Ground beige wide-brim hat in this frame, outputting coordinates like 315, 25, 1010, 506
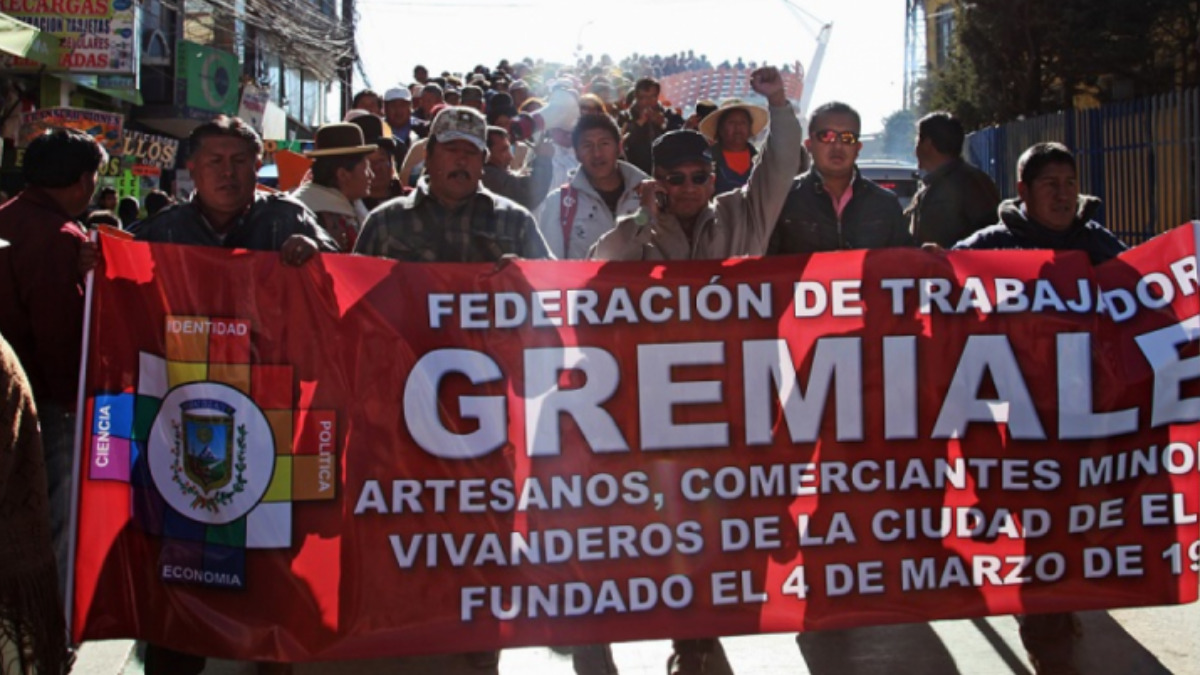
698, 100, 769, 144
305, 123, 377, 158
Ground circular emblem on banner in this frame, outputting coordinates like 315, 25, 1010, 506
562, 194, 576, 208
199, 52, 233, 110
148, 382, 275, 525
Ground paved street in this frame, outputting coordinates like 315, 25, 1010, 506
72, 602, 1195, 674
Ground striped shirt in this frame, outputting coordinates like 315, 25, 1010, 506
354, 177, 550, 262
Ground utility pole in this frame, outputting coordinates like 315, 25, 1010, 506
903, 0, 926, 111
338, 0, 355, 119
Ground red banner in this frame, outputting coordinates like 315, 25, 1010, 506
73, 225, 1200, 661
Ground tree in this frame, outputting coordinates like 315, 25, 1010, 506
879, 109, 918, 160
928, 0, 1196, 126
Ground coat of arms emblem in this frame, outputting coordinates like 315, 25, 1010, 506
181, 400, 236, 492
149, 382, 273, 524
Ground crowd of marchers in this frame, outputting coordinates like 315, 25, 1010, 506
0, 50, 1137, 675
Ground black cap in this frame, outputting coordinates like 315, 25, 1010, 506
652, 130, 712, 171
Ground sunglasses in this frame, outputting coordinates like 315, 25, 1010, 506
813, 129, 860, 145
664, 171, 711, 186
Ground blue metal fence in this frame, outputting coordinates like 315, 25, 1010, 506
966, 88, 1200, 245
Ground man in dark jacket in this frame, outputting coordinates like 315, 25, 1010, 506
907, 111, 1001, 247
954, 141, 1124, 263
621, 77, 683, 175
770, 101, 913, 253
0, 128, 105, 597
955, 141, 1125, 675
137, 115, 337, 258
481, 126, 553, 210
136, 115, 334, 675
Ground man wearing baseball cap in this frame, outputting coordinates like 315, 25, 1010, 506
383, 85, 424, 166
356, 105, 548, 264
353, 108, 548, 675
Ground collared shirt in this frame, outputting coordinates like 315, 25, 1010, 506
354, 177, 550, 262
817, 170, 854, 220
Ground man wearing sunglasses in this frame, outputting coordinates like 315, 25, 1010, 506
769, 102, 913, 253
589, 66, 801, 264
591, 66, 802, 671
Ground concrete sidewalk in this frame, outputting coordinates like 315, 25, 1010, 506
71, 603, 1192, 674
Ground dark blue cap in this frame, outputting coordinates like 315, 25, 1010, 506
652, 130, 712, 171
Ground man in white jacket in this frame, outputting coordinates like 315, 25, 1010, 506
535, 113, 646, 259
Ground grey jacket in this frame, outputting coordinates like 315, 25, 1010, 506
590, 103, 803, 261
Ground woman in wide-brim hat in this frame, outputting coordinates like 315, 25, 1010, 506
698, 100, 770, 195
344, 111, 406, 209
291, 123, 377, 250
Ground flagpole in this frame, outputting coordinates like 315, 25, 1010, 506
65, 229, 99, 644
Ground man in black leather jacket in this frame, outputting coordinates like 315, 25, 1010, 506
769, 101, 914, 254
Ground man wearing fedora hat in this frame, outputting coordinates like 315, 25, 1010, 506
699, 100, 773, 195
292, 122, 376, 250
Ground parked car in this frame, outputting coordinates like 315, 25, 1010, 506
857, 159, 920, 210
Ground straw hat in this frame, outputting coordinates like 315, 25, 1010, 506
698, 99, 769, 144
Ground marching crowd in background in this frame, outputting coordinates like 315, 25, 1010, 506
0, 50, 1133, 675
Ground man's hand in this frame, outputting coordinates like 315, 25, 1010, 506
280, 234, 319, 266
494, 253, 520, 271
78, 240, 99, 276
750, 66, 787, 108
636, 179, 662, 220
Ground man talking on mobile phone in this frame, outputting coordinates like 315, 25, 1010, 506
589, 66, 802, 263
588, 70, 799, 672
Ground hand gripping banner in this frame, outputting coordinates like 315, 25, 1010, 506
72, 224, 1200, 661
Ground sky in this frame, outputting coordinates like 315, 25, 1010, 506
354, 0, 909, 134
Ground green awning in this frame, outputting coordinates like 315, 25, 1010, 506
0, 12, 59, 66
